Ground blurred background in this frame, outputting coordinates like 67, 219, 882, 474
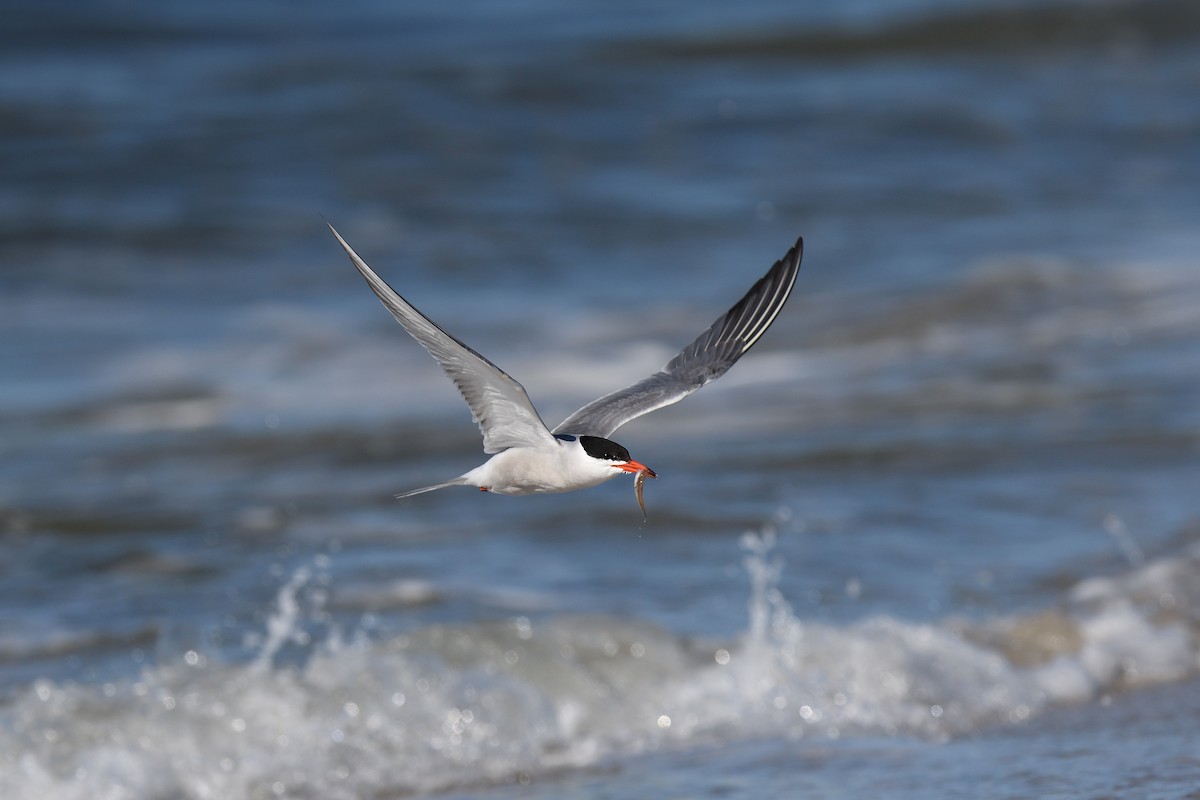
2, 0, 1199, 797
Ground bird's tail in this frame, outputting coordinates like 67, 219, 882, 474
395, 477, 470, 500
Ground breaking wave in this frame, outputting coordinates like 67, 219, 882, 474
3, 527, 1199, 799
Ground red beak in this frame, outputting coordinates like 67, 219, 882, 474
616, 460, 657, 478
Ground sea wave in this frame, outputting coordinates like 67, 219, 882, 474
617, 0, 1200, 62
2, 527, 1198, 798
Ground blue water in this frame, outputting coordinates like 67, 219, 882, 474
3, 0, 1200, 797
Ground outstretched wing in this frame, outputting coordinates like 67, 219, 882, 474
329, 224, 557, 454
553, 237, 802, 438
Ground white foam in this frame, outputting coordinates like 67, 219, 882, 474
3, 534, 1199, 798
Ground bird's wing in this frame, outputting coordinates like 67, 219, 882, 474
329, 224, 557, 454
553, 237, 802, 439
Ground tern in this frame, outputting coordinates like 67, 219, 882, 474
329, 224, 802, 506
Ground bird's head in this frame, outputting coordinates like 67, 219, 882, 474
570, 434, 657, 478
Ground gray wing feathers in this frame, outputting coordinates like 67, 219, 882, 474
553, 236, 802, 438
329, 224, 556, 454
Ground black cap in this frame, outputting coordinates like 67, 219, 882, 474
579, 435, 632, 463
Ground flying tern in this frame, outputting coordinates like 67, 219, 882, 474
329, 224, 802, 508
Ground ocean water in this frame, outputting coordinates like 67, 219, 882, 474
2, 0, 1200, 797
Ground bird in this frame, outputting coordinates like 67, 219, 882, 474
328, 223, 802, 505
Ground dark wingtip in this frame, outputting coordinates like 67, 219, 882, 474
785, 236, 803, 271
773, 234, 804, 299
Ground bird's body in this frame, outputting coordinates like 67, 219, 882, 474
328, 224, 803, 511
458, 435, 640, 496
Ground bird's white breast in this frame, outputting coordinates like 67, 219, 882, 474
463, 440, 620, 495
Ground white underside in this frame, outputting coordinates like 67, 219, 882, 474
460, 443, 625, 495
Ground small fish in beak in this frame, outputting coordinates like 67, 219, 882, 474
633, 467, 657, 521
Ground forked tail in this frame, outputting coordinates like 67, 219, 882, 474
395, 477, 470, 499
